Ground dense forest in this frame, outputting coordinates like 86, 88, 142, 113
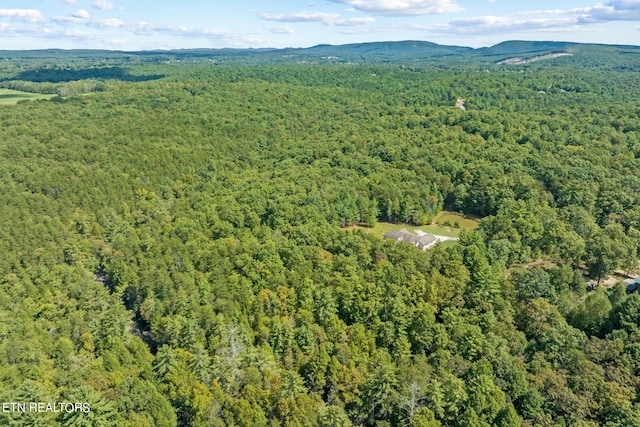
0, 42, 640, 426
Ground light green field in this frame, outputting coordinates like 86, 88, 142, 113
433, 211, 480, 231
346, 211, 480, 239
0, 89, 56, 105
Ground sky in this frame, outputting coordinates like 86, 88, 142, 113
1, 0, 639, 51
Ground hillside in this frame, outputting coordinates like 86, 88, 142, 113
1, 40, 639, 68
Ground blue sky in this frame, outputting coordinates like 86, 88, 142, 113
1, 0, 639, 50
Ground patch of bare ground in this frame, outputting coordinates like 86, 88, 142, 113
497, 52, 574, 65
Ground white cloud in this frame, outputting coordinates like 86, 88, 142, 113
51, 11, 243, 42
410, 1, 640, 38
53, 15, 126, 31
266, 25, 296, 34
54, 29, 100, 40
260, 11, 341, 22
92, 0, 121, 11
52, 15, 85, 25
64, 0, 78, 4
0, 23, 50, 37
72, 9, 91, 20
328, 0, 463, 16
577, 0, 640, 22
447, 15, 578, 33
182, 28, 232, 38
0, 9, 45, 23
518, 9, 575, 17
2, 5, 257, 48
91, 18, 126, 28
331, 17, 376, 26
0, 22, 19, 36
514, 1, 640, 22
260, 10, 375, 27
128, 20, 157, 35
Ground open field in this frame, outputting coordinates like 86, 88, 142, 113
433, 211, 480, 231
346, 211, 480, 239
0, 89, 56, 105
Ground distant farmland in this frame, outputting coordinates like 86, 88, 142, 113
0, 88, 55, 105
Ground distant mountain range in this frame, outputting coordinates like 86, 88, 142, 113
1, 40, 639, 68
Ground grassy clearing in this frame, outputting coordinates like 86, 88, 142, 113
346, 211, 480, 239
433, 211, 480, 230
0, 89, 56, 105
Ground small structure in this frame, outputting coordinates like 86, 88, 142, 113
623, 277, 640, 293
383, 228, 437, 250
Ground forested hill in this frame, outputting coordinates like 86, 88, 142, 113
1, 41, 640, 426
1, 39, 639, 67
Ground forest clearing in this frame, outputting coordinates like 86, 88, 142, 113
344, 211, 479, 241
0, 88, 55, 105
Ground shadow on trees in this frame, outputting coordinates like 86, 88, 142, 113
7, 66, 164, 83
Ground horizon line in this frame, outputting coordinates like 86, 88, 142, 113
1, 39, 640, 53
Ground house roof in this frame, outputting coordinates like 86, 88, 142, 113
383, 230, 408, 240
418, 234, 437, 246
383, 228, 437, 249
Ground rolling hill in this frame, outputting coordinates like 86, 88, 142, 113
0, 40, 638, 68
